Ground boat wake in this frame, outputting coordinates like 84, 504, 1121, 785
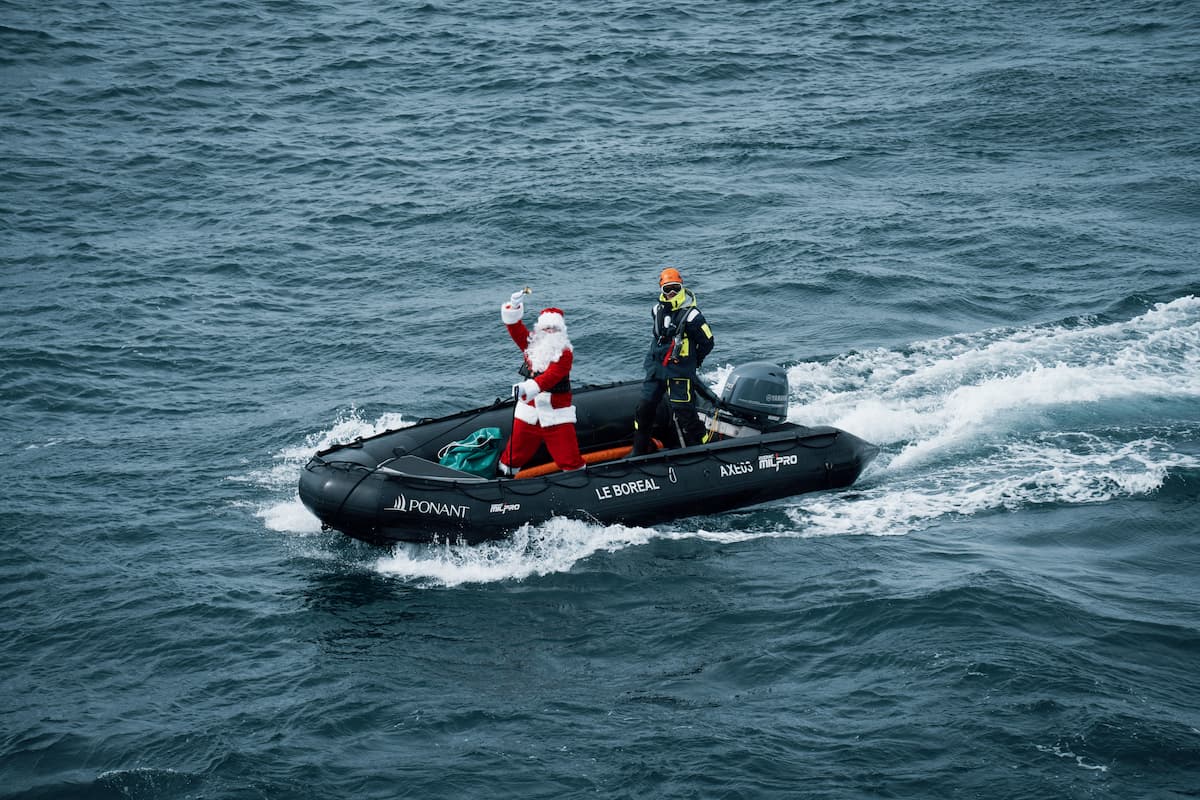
251, 296, 1200, 585
784, 294, 1200, 537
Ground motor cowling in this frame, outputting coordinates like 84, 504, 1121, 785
719, 362, 789, 423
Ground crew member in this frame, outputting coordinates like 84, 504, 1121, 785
631, 268, 715, 456
498, 291, 585, 476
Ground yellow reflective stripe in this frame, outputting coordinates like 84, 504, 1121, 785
700, 323, 712, 338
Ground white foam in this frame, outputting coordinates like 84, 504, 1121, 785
787, 295, 1200, 469
257, 495, 324, 534
23, 439, 65, 450
1035, 743, 1109, 772
242, 406, 412, 534
769, 296, 1200, 538
373, 517, 659, 587
789, 435, 1198, 538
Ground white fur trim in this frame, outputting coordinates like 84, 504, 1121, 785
513, 399, 576, 427
514, 401, 538, 425
543, 404, 577, 426
535, 394, 577, 426
513, 401, 538, 425
501, 302, 523, 325
536, 310, 565, 330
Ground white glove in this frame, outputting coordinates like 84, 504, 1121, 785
509, 290, 526, 308
517, 378, 540, 401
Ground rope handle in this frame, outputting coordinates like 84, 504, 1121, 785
437, 433, 499, 460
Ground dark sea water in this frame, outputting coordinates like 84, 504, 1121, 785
3, 1, 1199, 797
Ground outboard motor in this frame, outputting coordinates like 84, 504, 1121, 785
719, 362, 789, 425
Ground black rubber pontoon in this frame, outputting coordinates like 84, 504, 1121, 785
298, 364, 878, 545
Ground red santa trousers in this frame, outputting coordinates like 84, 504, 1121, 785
500, 417, 585, 472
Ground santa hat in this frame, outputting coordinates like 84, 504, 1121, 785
536, 308, 566, 331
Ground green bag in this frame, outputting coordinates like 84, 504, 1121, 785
437, 427, 503, 477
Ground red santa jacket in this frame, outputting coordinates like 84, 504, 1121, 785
506, 321, 577, 427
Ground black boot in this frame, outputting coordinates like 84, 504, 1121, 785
631, 400, 658, 456
631, 427, 653, 457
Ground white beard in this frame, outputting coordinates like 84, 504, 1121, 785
525, 328, 572, 373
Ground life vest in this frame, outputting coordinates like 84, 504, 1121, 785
649, 289, 708, 366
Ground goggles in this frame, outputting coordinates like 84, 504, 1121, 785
662, 283, 682, 296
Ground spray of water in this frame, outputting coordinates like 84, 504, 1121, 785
242, 406, 411, 535
785, 295, 1200, 536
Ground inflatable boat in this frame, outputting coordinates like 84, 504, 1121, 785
298, 363, 878, 545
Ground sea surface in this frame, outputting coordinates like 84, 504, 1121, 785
3, 1, 1199, 797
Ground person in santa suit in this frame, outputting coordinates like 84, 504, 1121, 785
497, 290, 585, 477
